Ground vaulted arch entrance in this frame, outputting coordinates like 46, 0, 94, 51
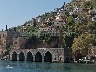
44, 51, 52, 62
12, 51, 17, 61
19, 52, 25, 61
26, 52, 33, 62
35, 52, 42, 62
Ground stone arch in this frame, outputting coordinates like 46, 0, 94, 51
12, 51, 17, 61
19, 51, 25, 61
44, 51, 52, 62
26, 51, 33, 62
35, 51, 42, 62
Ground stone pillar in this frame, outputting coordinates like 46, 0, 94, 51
10, 53, 12, 60
17, 53, 19, 61
33, 55, 35, 62
24, 54, 27, 61
42, 53, 45, 62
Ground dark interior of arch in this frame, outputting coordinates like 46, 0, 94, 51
26, 52, 33, 62
12, 51, 17, 61
19, 52, 25, 61
35, 52, 42, 62
44, 51, 52, 62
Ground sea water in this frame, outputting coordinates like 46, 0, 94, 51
0, 60, 96, 72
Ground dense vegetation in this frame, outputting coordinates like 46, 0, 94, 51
9, 0, 96, 57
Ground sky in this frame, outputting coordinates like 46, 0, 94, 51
0, 0, 71, 31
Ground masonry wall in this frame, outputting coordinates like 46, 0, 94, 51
10, 48, 65, 62
0, 31, 20, 53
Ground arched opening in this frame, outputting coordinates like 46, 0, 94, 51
12, 51, 17, 61
44, 51, 52, 62
19, 52, 25, 61
35, 52, 42, 62
26, 52, 33, 62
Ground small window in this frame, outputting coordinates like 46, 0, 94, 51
57, 26, 59, 28
14, 42, 17, 44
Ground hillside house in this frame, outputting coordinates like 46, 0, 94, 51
53, 20, 64, 29
39, 27, 56, 33
36, 16, 42, 23
89, 9, 96, 14
82, 8, 90, 14
92, 17, 96, 22
73, 6, 83, 13
38, 27, 59, 36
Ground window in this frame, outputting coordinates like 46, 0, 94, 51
57, 26, 59, 28
14, 42, 17, 44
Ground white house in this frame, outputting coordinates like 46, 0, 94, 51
55, 15, 60, 20
73, 6, 83, 13
89, 8, 96, 14
38, 27, 57, 36
53, 20, 64, 28
92, 17, 96, 22
39, 27, 56, 32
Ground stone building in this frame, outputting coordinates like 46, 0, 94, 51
0, 25, 27, 55
10, 48, 70, 63
0, 31, 20, 54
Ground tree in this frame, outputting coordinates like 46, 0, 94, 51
72, 33, 95, 56
67, 16, 75, 26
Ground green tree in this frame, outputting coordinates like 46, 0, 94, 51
72, 33, 95, 56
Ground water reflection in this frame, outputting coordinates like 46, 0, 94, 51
0, 61, 96, 72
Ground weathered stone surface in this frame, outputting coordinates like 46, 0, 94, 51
10, 48, 65, 62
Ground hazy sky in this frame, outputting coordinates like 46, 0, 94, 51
0, 0, 71, 30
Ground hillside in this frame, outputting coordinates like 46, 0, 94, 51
8, 0, 96, 56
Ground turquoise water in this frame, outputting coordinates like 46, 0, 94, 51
0, 61, 96, 72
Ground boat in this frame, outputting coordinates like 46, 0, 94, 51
6, 65, 13, 68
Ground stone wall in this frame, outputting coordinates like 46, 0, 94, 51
13, 37, 26, 49
10, 48, 64, 62
0, 31, 20, 54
